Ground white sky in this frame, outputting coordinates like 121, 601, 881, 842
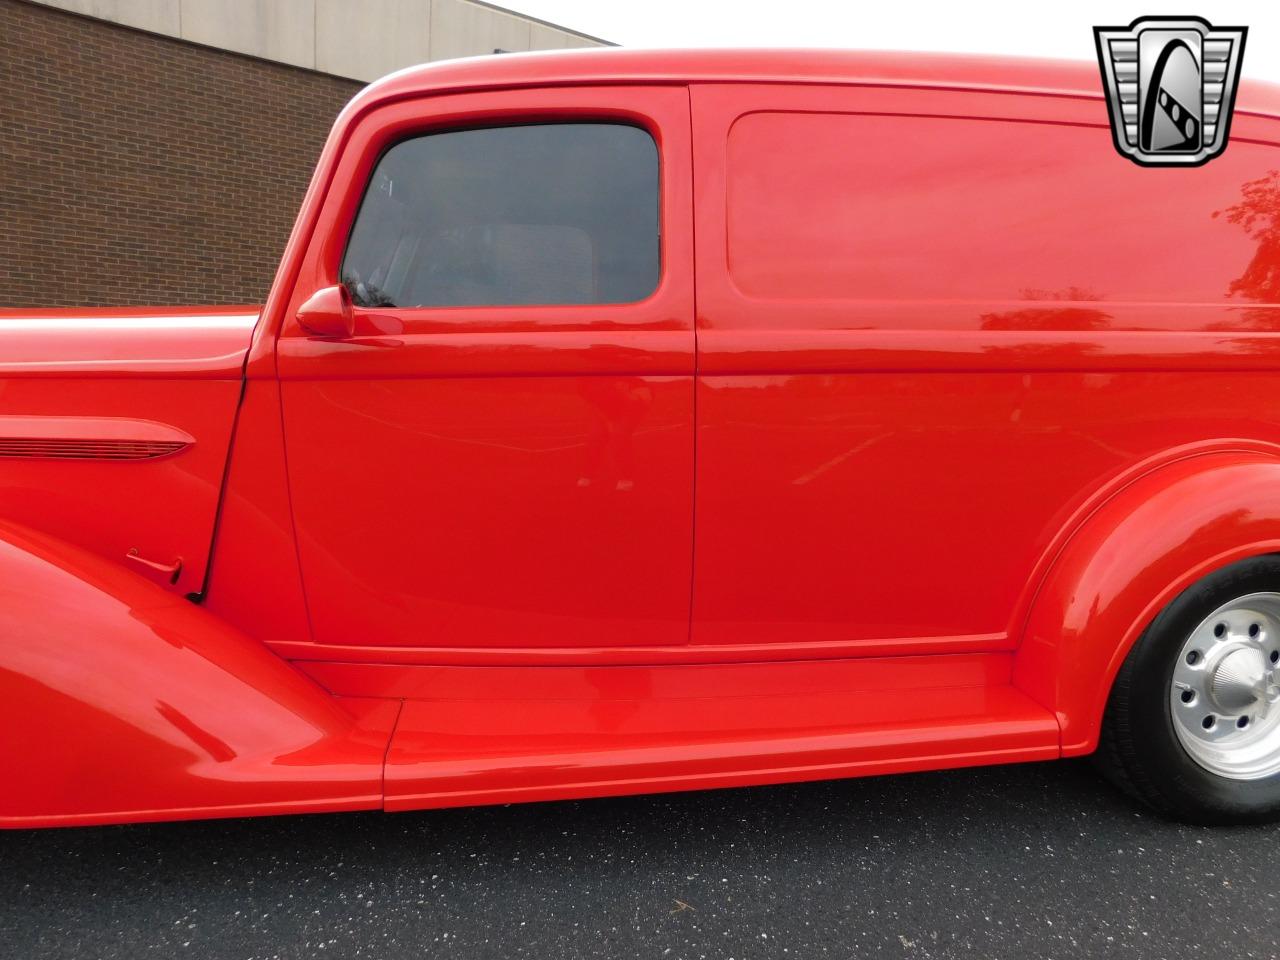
512, 1, 1280, 84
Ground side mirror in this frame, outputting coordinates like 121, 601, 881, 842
295, 284, 354, 339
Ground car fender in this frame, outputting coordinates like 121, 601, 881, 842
0, 522, 398, 828
1013, 448, 1280, 755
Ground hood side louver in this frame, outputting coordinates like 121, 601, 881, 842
0, 416, 195, 461
0, 438, 188, 460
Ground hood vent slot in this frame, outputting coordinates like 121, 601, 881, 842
0, 438, 187, 460
0, 416, 195, 461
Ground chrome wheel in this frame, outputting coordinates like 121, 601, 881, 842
1171, 592, 1280, 780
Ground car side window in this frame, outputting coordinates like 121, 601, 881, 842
341, 122, 660, 308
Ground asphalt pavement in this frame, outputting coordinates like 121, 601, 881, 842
3, 758, 1278, 959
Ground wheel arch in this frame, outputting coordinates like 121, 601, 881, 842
1013, 445, 1280, 755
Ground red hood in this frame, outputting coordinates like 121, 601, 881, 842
0, 304, 259, 597
0, 305, 259, 377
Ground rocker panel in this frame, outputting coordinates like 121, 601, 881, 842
384, 681, 1057, 811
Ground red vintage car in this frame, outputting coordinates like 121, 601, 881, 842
5, 48, 1280, 828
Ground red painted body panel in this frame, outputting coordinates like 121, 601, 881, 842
202, 379, 313, 645
356, 655, 1054, 812
689, 82, 1280, 652
384, 678, 1056, 811
0, 305, 257, 378
298, 651, 1013, 699
0, 522, 397, 828
1014, 451, 1280, 755
275, 86, 695, 651
8, 49, 1280, 826
0, 307, 257, 595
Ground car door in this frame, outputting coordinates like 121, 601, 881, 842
276, 86, 695, 651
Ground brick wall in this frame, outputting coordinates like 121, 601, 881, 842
0, 0, 362, 307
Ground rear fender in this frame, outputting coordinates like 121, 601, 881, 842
1013, 450, 1280, 754
0, 523, 398, 828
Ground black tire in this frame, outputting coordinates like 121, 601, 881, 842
1097, 554, 1280, 824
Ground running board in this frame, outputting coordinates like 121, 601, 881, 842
364, 654, 1061, 812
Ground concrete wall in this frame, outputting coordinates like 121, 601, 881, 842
26, 0, 609, 81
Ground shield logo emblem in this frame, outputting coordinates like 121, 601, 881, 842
1095, 16, 1247, 166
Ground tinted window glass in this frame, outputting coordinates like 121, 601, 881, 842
342, 123, 660, 308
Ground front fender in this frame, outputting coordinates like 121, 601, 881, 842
0, 523, 398, 828
1013, 451, 1280, 755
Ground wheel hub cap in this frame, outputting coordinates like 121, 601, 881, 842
1170, 592, 1280, 780
1210, 647, 1270, 713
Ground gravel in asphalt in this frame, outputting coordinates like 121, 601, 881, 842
3, 758, 1278, 959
